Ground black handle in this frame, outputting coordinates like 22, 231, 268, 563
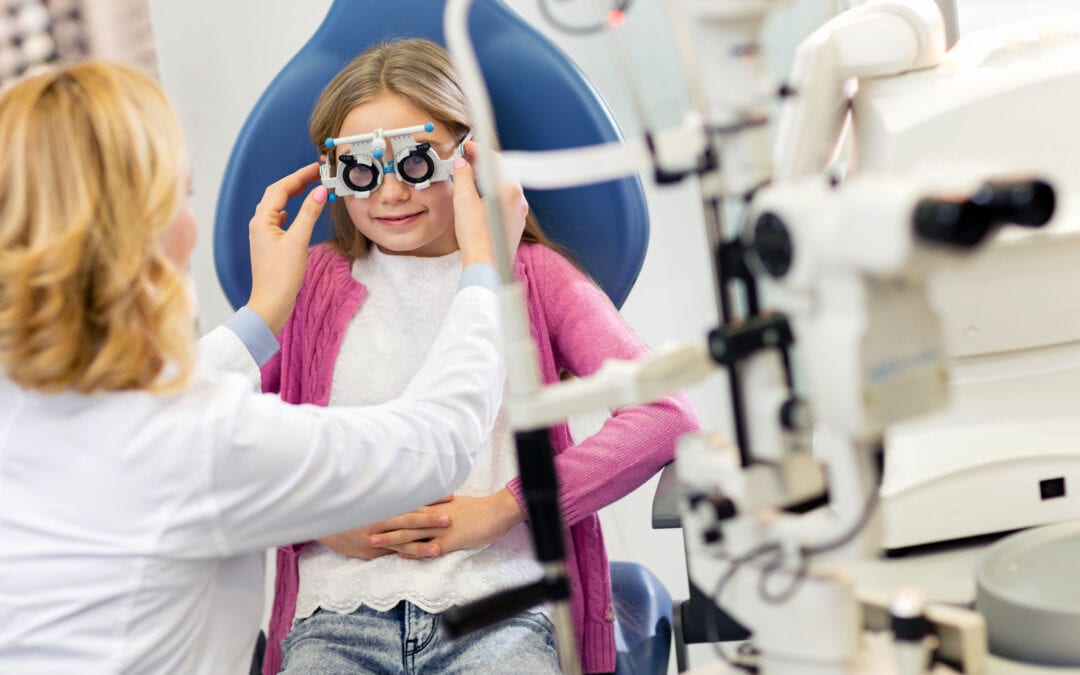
515, 429, 565, 563
441, 576, 569, 638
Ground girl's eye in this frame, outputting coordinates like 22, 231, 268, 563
400, 153, 433, 182
344, 163, 379, 191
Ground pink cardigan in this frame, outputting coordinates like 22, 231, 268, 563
261, 242, 699, 674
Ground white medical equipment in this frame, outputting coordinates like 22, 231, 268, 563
441, 0, 1080, 672
861, 14, 1080, 552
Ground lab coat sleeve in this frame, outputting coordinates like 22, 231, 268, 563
207, 285, 505, 554
196, 324, 263, 391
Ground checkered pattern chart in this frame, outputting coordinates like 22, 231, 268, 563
0, 0, 87, 85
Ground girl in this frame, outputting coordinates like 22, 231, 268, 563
264, 39, 700, 674
0, 61, 519, 672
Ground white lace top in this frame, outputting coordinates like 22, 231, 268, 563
294, 246, 543, 620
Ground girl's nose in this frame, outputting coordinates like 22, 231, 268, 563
378, 174, 410, 202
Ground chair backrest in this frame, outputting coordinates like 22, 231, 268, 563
213, 0, 649, 309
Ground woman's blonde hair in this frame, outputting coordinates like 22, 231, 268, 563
0, 61, 194, 394
310, 38, 557, 258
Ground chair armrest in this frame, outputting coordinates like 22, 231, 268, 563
651, 461, 682, 529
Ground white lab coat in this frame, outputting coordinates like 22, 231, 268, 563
0, 286, 502, 673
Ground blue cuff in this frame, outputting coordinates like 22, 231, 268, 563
459, 263, 501, 292
224, 307, 280, 367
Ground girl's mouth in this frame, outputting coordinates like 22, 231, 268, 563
375, 212, 422, 228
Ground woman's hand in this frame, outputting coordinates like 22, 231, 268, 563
245, 162, 328, 335
452, 141, 528, 269
371, 489, 527, 560
319, 496, 456, 560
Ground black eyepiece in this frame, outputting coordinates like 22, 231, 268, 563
914, 179, 1055, 248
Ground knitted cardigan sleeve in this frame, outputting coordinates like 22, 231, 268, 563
258, 243, 336, 398
505, 246, 701, 526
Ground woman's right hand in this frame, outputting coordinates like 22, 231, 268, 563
452, 141, 528, 269
245, 163, 328, 335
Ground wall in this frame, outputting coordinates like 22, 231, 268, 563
148, 2, 328, 334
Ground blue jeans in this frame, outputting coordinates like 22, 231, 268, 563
280, 602, 561, 674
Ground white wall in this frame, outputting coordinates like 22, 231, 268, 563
149, 0, 1070, 671
148, 2, 329, 334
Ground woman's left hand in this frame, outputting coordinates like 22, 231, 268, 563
451, 141, 528, 269
371, 489, 526, 560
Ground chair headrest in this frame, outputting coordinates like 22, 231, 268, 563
214, 0, 649, 309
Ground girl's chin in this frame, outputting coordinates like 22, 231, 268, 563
369, 238, 460, 257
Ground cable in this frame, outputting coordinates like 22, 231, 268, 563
537, 0, 632, 36
757, 479, 881, 605
704, 478, 881, 665
659, 0, 709, 117
705, 540, 782, 667
802, 476, 881, 556
757, 545, 808, 605
592, 0, 652, 135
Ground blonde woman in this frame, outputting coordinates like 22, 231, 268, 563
0, 61, 523, 672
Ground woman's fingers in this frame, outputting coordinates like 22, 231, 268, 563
245, 163, 328, 335
280, 185, 327, 246
499, 183, 527, 251
452, 141, 529, 266
451, 155, 492, 267
257, 162, 321, 214
451, 155, 481, 203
